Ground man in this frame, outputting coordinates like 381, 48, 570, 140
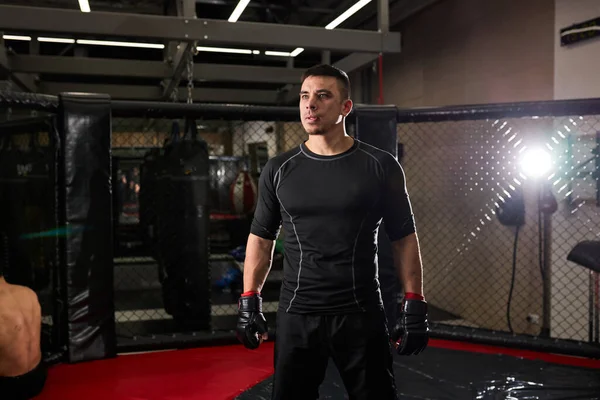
236, 64, 429, 400
0, 256, 47, 400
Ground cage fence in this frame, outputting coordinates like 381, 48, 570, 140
398, 110, 600, 347
2, 88, 599, 356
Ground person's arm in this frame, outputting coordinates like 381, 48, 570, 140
243, 159, 282, 294
243, 234, 276, 293
380, 154, 423, 296
380, 153, 429, 355
391, 233, 424, 297
237, 160, 282, 350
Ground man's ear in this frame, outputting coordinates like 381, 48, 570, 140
342, 99, 353, 117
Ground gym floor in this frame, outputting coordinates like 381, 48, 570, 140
35, 338, 600, 400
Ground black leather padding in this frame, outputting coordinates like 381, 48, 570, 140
567, 240, 600, 273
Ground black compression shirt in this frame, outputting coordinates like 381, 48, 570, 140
250, 138, 416, 314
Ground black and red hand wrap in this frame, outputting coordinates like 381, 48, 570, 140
391, 292, 429, 355
236, 291, 268, 350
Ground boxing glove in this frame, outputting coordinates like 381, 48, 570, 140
391, 293, 429, 355
236, 292, 269, 350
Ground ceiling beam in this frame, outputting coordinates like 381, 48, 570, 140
333, 52, 380, 74
38, 82, 280, 104
9, 55, 169, 78
8, 54, 303, 84
0, 5, 401, 53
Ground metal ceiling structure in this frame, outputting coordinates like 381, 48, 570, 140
0, 0, 438, 105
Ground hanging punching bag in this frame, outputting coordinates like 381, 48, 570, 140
139, 146, 165, 252
230, 169, 258, 215
157, 117, 211, 331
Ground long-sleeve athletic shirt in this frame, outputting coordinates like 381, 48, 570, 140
250, 138, 416, 315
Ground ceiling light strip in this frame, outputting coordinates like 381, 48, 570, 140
326, 0, 372, 30
78, 0, 91, 13
228, 0, 251, 23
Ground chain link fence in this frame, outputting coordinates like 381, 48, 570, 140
398, 107, 600, 348
110, 112, 306, 345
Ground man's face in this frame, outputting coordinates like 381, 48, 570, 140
299, 75, 352, 136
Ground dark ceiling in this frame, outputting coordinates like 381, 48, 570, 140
0, 0, 438, 102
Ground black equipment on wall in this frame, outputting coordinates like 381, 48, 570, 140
496, 185, 526, 227
153, 118, 212, 331
567, 241, 600, 344
57, 93, 116, 363
351, 105, 401, 329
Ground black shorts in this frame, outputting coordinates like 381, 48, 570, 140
272, 307, 399, 400
0, 360, 47, 400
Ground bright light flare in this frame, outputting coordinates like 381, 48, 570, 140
519, 148, 552, 179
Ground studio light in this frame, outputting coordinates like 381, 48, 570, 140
519, 148, 552, 179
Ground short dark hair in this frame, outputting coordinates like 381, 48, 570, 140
301, 64, 351, 100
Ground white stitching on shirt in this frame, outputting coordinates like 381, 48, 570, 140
272, 150, 304, 313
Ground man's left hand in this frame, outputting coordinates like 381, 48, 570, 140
391, 296, 429, 355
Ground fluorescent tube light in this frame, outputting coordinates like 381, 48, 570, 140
326, 0, 371, 30
78, 0, 91, 13
228, 0, 251, 23
76, 39, 164, 49
265, 51, 292, 57
197, 46, 254, 54
2, 35, 32, 41
264, 48, 304, 57
38, 37, 76, 44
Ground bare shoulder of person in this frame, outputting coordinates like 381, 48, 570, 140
9, 285, 41, 314
21, 286, 41, 312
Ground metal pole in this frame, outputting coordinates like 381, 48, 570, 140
377, 0, 389, 33
590, 271, 595, 342
540, 182, 553, 338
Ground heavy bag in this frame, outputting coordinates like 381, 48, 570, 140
138, 147, 164, 251
153, 121, 181, 285
230, 169, 258, 214
157, 118, 211, 330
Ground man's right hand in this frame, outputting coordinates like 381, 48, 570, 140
236, 292, 269, 350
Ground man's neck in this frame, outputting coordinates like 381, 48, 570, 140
305, 130, 354, 156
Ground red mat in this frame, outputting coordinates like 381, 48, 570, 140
35, 342, 274, 400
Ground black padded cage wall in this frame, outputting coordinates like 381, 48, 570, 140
0, 90, 116, 364
0, 91, 64, 364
